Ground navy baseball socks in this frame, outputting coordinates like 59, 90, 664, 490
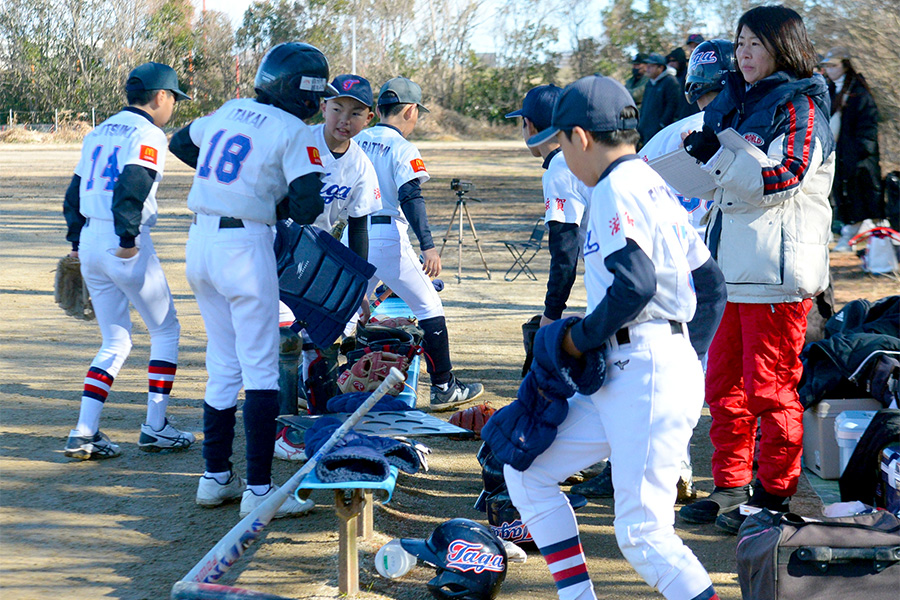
715, 485, 790, 535
197, 403, 242, 507
420, 316, 484, 410
679, 484, 752, 524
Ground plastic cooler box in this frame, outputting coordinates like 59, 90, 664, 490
803, 398, 882, 479
834, 410, 878, 476
878, 444, 900, 514
370, 297, 420, 409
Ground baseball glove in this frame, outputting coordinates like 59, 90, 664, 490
337, 350, 409, 396
449, 403, 496, 440
54, 255, 94, 320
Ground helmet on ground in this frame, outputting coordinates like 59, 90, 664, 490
486, 492, 533, 544
685, 39, 735, 104
401, 518, 507, 600
254, 42, 339, 120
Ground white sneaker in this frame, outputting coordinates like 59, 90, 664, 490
64, 430, 121, 460
239, 487, 314, 519
139, 419, 196, 452
196, 472, 246, 507
273, 425, 307, 462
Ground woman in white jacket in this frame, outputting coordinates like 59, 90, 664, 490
677, 4, 835, 533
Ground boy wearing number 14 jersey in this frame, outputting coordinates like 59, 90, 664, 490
62, 62, 194, 460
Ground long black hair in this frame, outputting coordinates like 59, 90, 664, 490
736, 5, 817, 79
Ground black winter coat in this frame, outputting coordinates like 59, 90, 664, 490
638, 73, 680, 144
829, 74, 883, 223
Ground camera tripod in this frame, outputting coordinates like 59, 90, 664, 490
439, 186, 492, 283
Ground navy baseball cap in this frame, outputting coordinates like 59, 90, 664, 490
686, 34, 705, 45
327, 74, 374, 107
632, 52, 649, 64
125, 62, 191, 101
504, 84, 562, 132
526, 75, 638, 148
641, 53, 667, 66
378, 77, 429, 113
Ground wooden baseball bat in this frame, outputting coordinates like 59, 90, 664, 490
177, 367, 406, 586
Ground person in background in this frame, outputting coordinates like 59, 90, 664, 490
624, 53, 649, 110
637, 53, 680, 145
666, 47, 700, 119
821, 47, 883, 251
686, 33, 705, 55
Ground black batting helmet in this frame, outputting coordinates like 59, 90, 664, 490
685, 39, 735, 105
254, 42, 339, 120
401, 518, 507, 600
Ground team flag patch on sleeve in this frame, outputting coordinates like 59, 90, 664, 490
139, 145, 158, 164
411, 158, 427, 173
308, 146, 323, 166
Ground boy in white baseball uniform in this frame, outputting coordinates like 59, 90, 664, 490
274, 74, 382, 460
168, 42, 333, 518
63, 62, 194, 459
503, 76, 726, 600
506, 84, 591, 329
355, 77, 483, 411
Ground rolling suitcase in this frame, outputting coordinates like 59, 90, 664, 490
736, 509, 900, 599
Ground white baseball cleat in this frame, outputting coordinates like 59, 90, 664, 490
239, 487, 314, 519
64, 430, 121, 460
196, 472, 246, 507
139, 419, 196, 452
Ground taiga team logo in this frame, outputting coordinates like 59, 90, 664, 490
490, 519, 532, 543
744, 132, 764, 146
342, 78, 360, 91
690, 50, 717, 67
445, 540, 505, 573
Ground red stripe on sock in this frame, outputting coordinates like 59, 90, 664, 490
149, 378, 174, 390
149, 365, 177, 375
551, 563, 588, 583
87, 371, 113, 385
84, 384, 109, 398
544, 543, 583, 564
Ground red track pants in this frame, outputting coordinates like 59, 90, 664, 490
705, 300, 811, 497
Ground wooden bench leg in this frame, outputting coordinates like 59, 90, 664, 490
335, 489, 363, 595
358, 490, 374, 540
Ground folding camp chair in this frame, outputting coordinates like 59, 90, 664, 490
502, 218, 545, 281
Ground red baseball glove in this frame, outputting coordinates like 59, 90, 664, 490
449, 403, 496, 439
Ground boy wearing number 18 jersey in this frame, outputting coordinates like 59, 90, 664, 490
169, 42, 333, 518
62, 62, 193, 460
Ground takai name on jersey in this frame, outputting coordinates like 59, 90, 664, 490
226, 107, 268, 129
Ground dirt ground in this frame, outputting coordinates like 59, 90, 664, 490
0, 141, 895, 600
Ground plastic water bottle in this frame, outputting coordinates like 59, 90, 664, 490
374, 539, 416, 578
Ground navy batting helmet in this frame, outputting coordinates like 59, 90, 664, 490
486, 492, 533, 544
254, 42, 339, 120
401, 518, 507, 600
684, 39, 735, 105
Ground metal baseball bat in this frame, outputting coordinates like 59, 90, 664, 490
171, 581, 292, 599
178, 367, 406, 586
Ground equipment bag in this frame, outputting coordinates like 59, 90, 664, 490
736, 509, 900, 600
840, 409, 900, 505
